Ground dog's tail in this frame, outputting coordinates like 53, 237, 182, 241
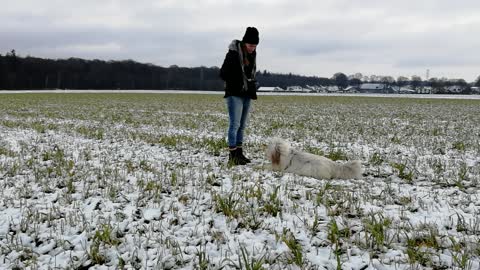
335, 160, 363, 179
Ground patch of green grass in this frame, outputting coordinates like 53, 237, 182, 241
76, 126, 104, 140
88, 224, 121, 265
327, 149, 348, 161
327, 219, 349, 270
362, 213, 393, 250
66, 178, 75, 194
214, 192, 243, 219
0, 146, 16, 157
452, 141, 466, 152
195, 245, 210, 270
305, 145, 324, 156
225, 246, 266, 270
280, 228, 304, 267
0, 120, 21, 129
156, 134, 193, 148
391, 162, 415, 183
202, 137, 227, 156
262, 186, 281, 217
369, 152, 384, 166
405, 237, 433, 268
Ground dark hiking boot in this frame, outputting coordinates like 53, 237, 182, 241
228, 148, 247, 166
236, 147, 251, 163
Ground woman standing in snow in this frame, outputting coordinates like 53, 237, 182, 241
220, 27, 259, 165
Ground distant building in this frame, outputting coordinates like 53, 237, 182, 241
258, 86, 284, 92
326, 86, 339, 93
342, 86, 359, 93
317, 86, 328, 92
305, 85, 321, 92
446, 85, 464, 94
417, 87, 432, 94
359, 83, 386, 93
399, 88, 415, 94
286, 86, 304, 92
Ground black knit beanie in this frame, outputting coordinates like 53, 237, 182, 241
242, 27, 259, 44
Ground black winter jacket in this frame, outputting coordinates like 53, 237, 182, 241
220, 40, 257, 100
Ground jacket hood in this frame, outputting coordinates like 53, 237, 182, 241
228, 39, 256, 56
228, 39, 240, 51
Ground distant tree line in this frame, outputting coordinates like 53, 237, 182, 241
1, 50, 479, 91
0, 50, 224, 90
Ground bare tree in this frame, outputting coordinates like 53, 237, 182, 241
397, 76, 409, 87
410, 75, 422, 89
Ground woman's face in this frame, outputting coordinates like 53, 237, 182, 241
245, 43, 257, 54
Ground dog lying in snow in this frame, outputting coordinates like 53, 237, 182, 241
266, 138, 362, 180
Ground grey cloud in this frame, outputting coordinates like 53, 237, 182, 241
395, 56, 480, 68
1, 1, 480, 81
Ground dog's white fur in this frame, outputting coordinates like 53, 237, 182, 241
266, 138, 362, 180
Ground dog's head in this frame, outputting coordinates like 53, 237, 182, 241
266, 138, 290, 168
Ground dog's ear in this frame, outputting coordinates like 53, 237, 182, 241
271, 145, 281, 166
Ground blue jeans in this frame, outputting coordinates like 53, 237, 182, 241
226, 96, 251, 148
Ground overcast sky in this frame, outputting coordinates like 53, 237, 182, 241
1, 0, 479, 81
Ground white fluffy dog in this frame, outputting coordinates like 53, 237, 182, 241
266, 138, 362, 180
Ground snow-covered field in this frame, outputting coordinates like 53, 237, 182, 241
1, 90, 480, 101
0, 93, 479, 269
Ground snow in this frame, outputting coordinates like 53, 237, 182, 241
0, 92, 479, 269
1, 89, 480, 100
